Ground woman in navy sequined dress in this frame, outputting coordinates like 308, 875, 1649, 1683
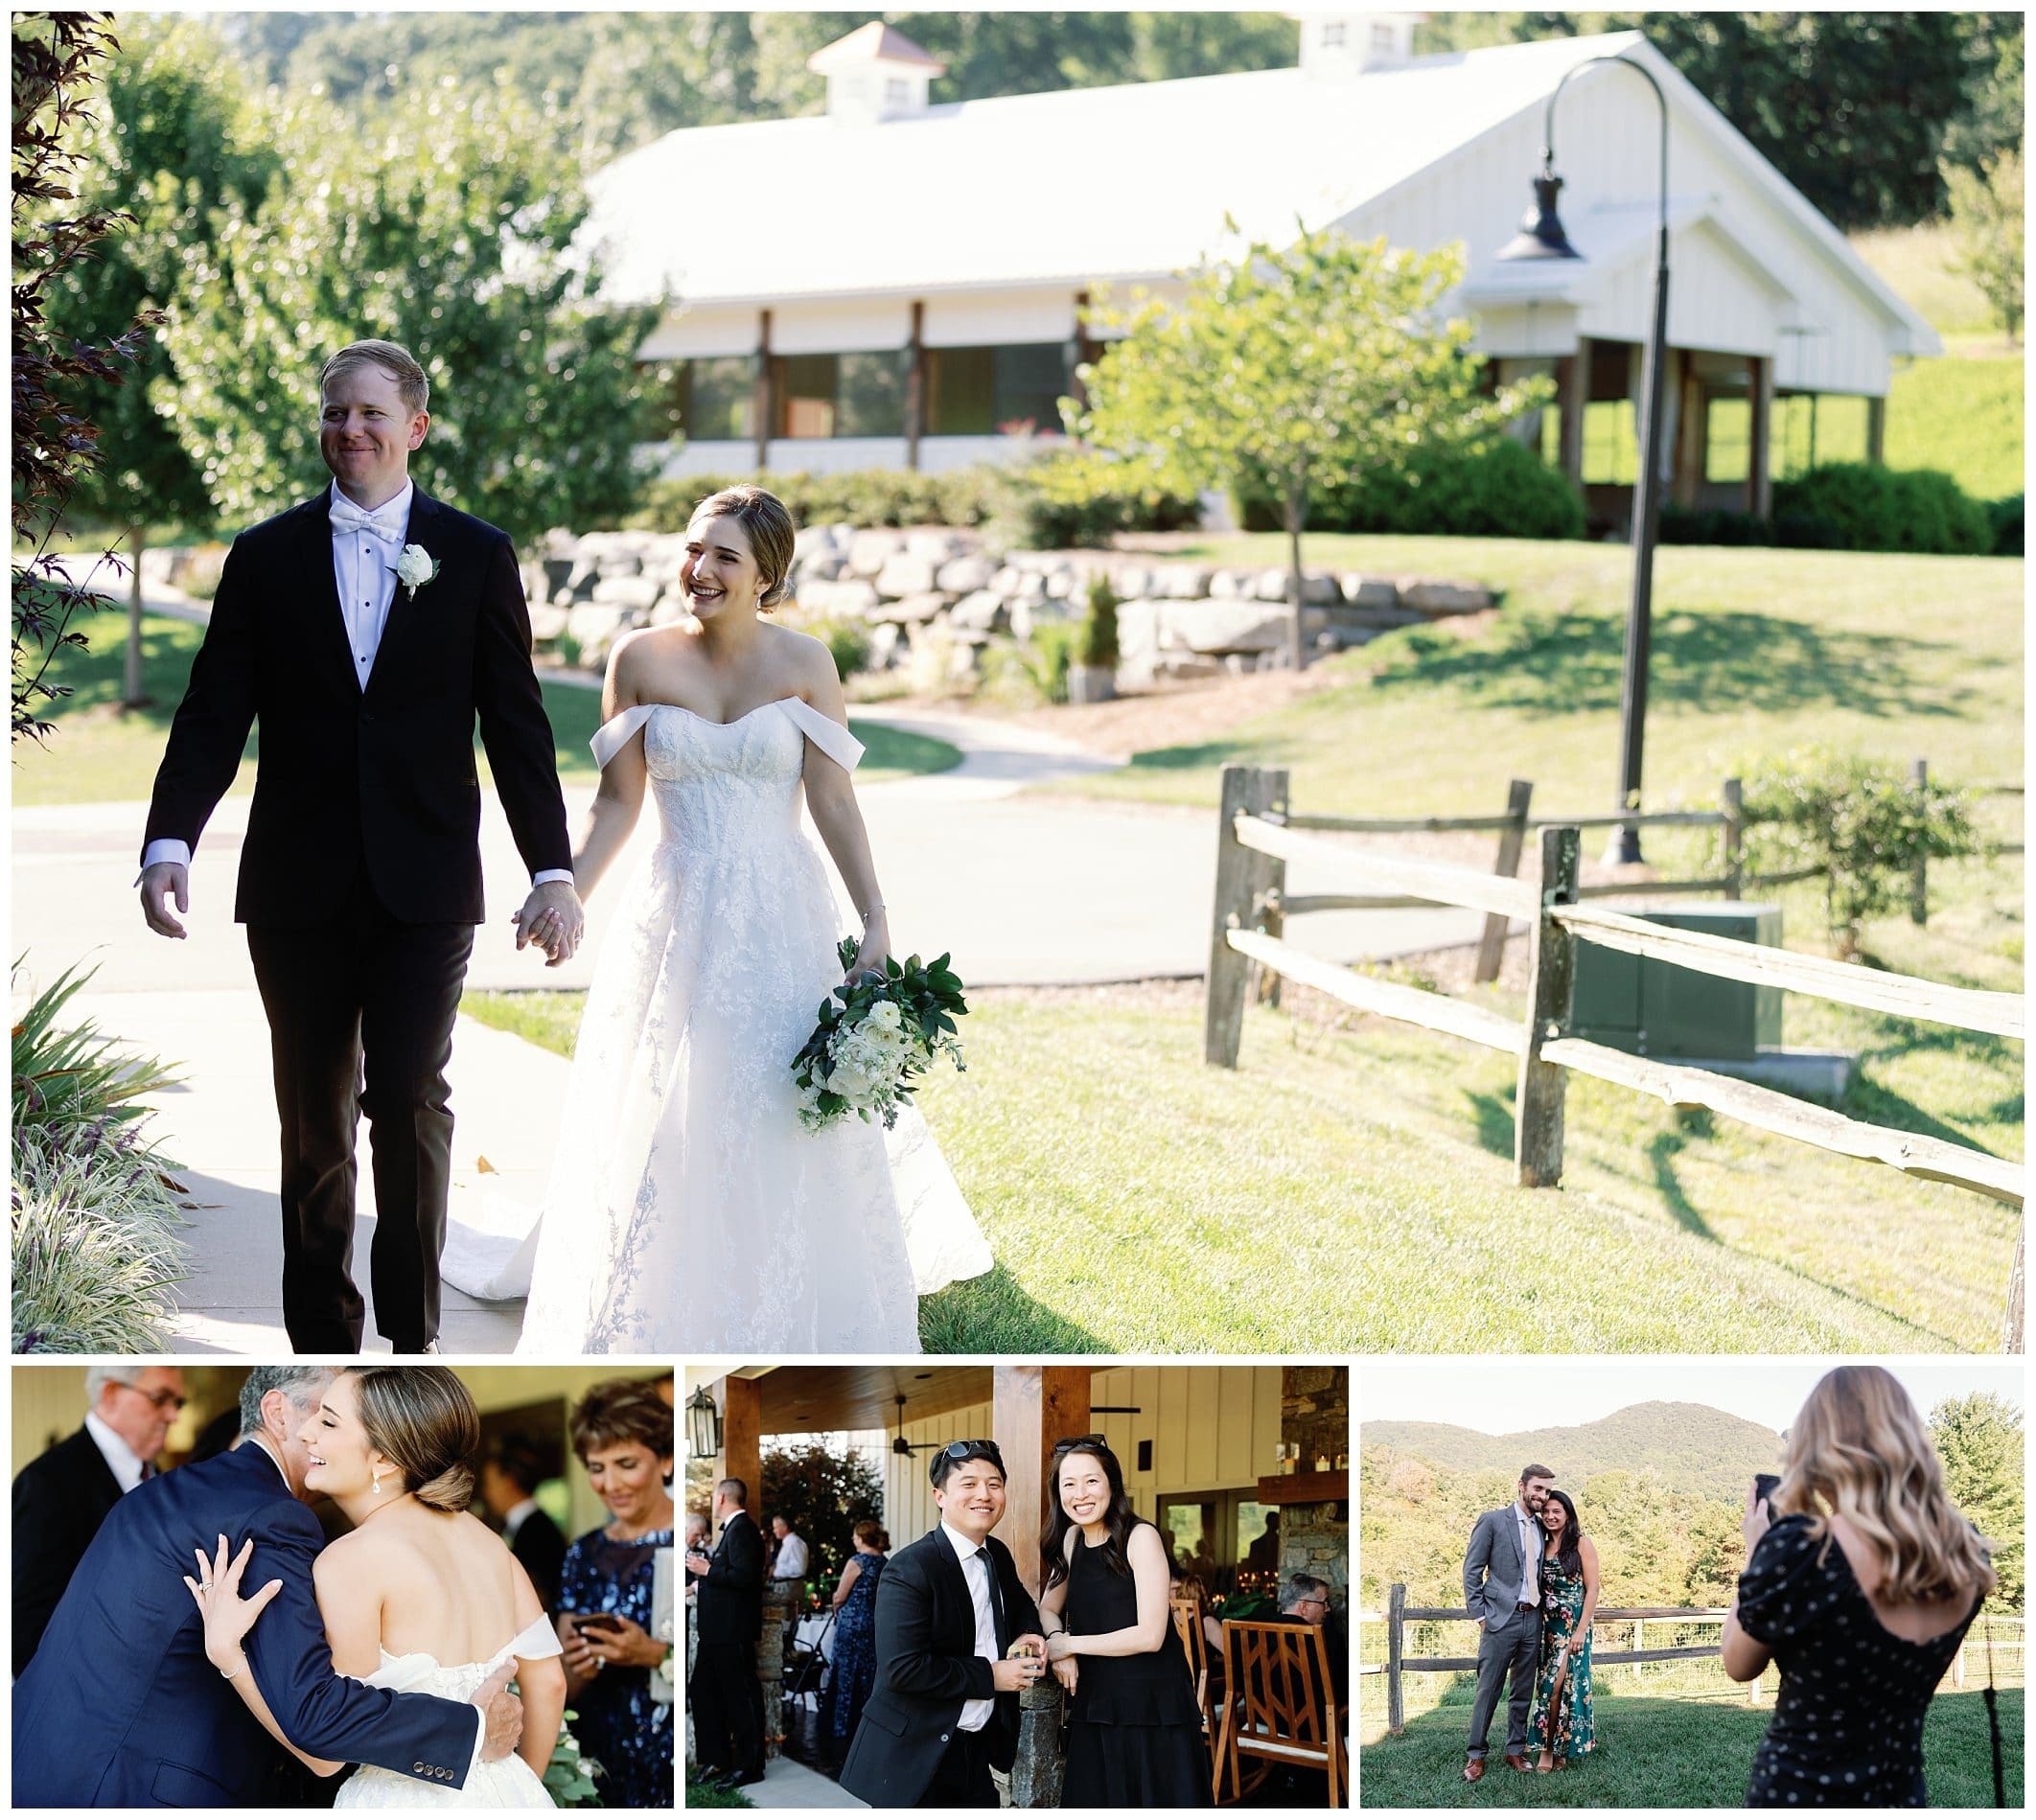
555, 1382, 676, 1808
823, 1520, 890, 1756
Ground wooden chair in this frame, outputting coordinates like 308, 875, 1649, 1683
1169, 1593, 1215, 1744
1212, 1619, 1348, 1808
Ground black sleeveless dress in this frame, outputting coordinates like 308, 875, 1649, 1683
1061, 1524, 1213, 1807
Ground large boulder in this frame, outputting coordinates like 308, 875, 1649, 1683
566, 602, 636, 662
875, 553, 939, 599
793, 578, 881, 618
871, 590, 951, 627
948, 589, 1009, 634
847, 528, 903, 577
590, 574, 662, 613
1337, 574, 1401, 611
1400, 579, 1495, 617
527, 601, 570, 643
906, 528, 970, 564
936, 555, 997, 594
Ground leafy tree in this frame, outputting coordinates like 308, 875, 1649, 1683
156, 74, 659, 543
53, 14, 272, 706
1071, 226, 1548, 667
12, 11, 156, 744
1945, 150, 2024, 343
1941, 14, 2024, 178
759, 1441, 884, 1590
1931, 1393, 2024, 1612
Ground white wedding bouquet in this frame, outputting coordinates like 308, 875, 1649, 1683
791, 941, 967, 1133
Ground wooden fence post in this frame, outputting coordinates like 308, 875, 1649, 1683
1474, 779, 1535, 983
1722, 776, 1744, 899
1205, 766, 1287, 1067
2004, 1225, 2024, 1355
1910, 758, 1930, 925
1386, 1582, 1407, 1737
1515, 826, 1581, 1187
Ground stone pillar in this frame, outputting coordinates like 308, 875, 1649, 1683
1670, 350, 1706, 509
1010, 1679, 1067, 1808
1278, 1367, 1350, 1603
758, 1585, 788, 1762
994, 1366, 1092, 1593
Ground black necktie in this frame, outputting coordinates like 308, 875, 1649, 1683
977, 1541, 1007, 1645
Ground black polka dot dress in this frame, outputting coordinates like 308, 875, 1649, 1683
1736, 1513, 1982, 1808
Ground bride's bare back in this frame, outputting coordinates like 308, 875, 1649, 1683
315, 1506, 543, 1672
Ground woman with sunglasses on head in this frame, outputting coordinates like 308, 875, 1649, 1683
1041, 1438, 1211, 1807
1723, 1366, 1996, 1808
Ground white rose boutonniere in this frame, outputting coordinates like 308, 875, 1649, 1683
394, 543, 440, 601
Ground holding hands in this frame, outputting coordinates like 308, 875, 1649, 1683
512, 879, 585, 966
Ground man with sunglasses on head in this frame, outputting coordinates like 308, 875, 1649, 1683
839, 1440, 1048, 1808
12, 1365, 186, 1674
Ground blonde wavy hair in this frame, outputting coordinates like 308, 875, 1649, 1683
1773, 1366, 1995, 1607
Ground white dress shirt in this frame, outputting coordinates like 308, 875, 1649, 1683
82, 1410, 150, 1495
1515, 1502, 1541, 1608
939, 1520, 1000, 1733
772, 1531, 809, 1581
142, 479, 571, 888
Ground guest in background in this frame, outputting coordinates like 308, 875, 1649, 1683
1266, 1573, 1350, 1704
688, 1476, 767, 1791
12, 1364, 186, 1673
823, 1520, 891, 1764
683, 1510, 709, 1607
1724, 1366, 1994, 1808
771, 1514, 810, 1589
481, 1436, 568, 1612
558, 1379, 676, 1808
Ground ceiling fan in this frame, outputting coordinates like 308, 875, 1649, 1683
891, 1394, 940, 1458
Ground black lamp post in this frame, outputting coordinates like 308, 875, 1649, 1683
1498, 53, 1670, 865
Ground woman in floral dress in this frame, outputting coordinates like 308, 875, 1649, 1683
1528, 1488, 1598, 1771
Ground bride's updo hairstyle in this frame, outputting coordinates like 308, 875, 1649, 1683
1774, 1365, 1995, 1607
693, 485, 798, 612
350, 1367, 482, 1513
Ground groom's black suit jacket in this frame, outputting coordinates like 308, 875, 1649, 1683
837, 1525, 1043, 1809
12, 1441, 476, 1807
691, 1509, 766, 1646
143, 488, 570, 925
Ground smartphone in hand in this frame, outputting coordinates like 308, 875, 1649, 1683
1752, 1472, 1780, 1511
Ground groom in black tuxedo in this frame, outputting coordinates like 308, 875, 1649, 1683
838, 1440, 1047, 1808
139, 338, 583, 1353
686, 1476, 768, 1788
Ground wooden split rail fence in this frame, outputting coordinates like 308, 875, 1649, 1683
1356, 1587, 2025, 1736
1204, 765, 2028, 1350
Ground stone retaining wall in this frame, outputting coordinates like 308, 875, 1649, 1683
524, 523, 1495, 684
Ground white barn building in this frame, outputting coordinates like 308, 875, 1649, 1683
584, 13, 1939, 529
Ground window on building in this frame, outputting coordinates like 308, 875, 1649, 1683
775, 353, 838, 439
925, 342, 1070, 436
836, 350, 908, 437
677, 355, 756, 442
1370, 20, 1396, 53
884, 76, 911, 107
633, 362, 683, 443
1321, 20, 1347, 48
1704, 395, 1750, 484
1580, 399, 1640, 486
1158, 1489, 1282, 1598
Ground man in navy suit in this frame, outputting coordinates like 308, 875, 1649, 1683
12, 1365, 522, 1807
838, 1440, 1047, 1808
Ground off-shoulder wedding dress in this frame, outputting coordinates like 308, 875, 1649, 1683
335, 1614, 559, 1808
512, 697, 990, 1353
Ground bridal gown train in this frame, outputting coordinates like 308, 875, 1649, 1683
334, 1615, 559, 1808
514, 697, 991, 1353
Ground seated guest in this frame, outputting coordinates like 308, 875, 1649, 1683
481, 1435, 567, 1611
1265, 1573, 1349, 1704
12, 1364, 185, 1673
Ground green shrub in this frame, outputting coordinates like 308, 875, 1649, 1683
626, 468, 992, 533
1657, 504, 1774, 547
1235, 437, 1585, 541
990, 450, 1201, 550
1739, 748, 1985, 956
1987, 493, 2024, 556
1078, 573, 1121, 669
1771, 463, 1993, 556
12, 959, 186, 1351
810, 618, 871, 678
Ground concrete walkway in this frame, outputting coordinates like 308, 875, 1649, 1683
12, 575, 1486, 1354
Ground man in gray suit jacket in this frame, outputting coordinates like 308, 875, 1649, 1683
1461, 1463, 1555, 1783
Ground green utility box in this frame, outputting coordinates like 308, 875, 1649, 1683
1570, 903, 1784, 1061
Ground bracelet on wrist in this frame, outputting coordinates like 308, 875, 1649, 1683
220, 1655, 249, 1681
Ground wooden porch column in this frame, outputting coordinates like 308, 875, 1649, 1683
1557, 340, 1587, 485
904, 300, 925, 472
1671, 350, 1706, 509
1866, 393, 1887, 465
1747, 354, 1773, 518
752, 309, 773, 472
993, 1366, 1092, 1594
719, 1373, 762, 1518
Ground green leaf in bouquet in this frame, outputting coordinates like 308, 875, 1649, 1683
836, 935, 859, 971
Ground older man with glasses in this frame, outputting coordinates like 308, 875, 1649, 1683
12, 1364, 186, 1673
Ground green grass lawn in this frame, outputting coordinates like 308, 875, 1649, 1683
12, 610, 960, 805
1069, 540, 2021, 818
465, 849, 2021, 1352
1359, 1683, 2022, 1808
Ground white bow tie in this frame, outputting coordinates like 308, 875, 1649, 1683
330, 498, 404, 542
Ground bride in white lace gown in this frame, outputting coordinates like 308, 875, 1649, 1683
190, 1369, 565, 1808
513, 486, 990, 1353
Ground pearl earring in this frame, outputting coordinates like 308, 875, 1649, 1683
373, 1465, 383, 1496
